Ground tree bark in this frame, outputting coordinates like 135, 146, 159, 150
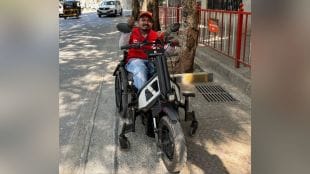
147, 0, 161, 31
174, 0, 200, 73
152, 0, 161, 31
132, 0, 140, 20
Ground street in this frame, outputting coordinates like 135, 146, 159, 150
59, 11, 251, 174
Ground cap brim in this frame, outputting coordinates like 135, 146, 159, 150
139, 12, 152, 19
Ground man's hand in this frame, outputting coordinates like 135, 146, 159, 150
171, 39, 180, 47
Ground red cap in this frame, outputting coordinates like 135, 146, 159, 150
139, 11, 152, 19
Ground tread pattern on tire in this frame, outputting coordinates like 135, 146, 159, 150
159, 116, 187, 173
119, 67, 128, 118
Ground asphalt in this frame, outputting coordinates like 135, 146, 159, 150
59, 10, 251, 174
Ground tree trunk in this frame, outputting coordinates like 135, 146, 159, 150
152, 0, 161, 31
147, 0, 161, 31
132, 0, 140, 20
175, 1, 200, 73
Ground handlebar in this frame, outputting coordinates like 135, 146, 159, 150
120, 40, 176, 50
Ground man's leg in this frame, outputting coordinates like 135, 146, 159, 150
125, 58, 148, 91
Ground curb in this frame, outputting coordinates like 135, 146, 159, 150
171, 72, 213, 84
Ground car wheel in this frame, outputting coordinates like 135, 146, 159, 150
64, 17, 67, 20
120, 9, 122, 16
114, 10, 117, 17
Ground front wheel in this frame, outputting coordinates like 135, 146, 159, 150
159, 116, 187, 173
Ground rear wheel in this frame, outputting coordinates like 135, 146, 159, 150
119, 9, 122, 16
159, 116, 187, 173
114, 72, 121, 112
119, 68, 128, 118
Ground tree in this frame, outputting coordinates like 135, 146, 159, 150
174, 0, 200, 73
132, 0, 140, 20
147, 0, 161, 31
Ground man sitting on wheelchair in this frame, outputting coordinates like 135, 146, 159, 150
125, 11, 159, 91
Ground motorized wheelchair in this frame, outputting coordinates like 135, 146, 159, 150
113, 23, 198, 173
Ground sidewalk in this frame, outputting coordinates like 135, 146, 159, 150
195, 46, 251, 96
174, 46, 251, 173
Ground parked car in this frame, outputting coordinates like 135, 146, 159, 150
97, 0, 122, 17
59, 0, 81, 19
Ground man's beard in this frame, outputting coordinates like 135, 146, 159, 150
141, 25, 150, 32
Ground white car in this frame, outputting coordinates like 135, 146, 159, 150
97, 0, 122, 17
59, 2, 64, 16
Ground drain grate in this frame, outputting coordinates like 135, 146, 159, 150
195, 84, 237, 102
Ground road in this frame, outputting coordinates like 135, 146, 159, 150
59, 11, 251, 174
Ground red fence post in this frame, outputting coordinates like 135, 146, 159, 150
176, 5, 180, 23
164, 7, 167, 29
235, 3, 244, 68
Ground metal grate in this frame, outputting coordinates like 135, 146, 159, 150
195, 84, 237, 102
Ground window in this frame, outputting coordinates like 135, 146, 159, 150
103, 1, 115, 5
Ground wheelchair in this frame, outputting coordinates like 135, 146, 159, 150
113, 23, 198, 173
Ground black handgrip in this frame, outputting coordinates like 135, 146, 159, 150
121, 43, 142, 50
121, 45, 131, 50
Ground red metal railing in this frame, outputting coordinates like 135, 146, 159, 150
159, 5, 252, 68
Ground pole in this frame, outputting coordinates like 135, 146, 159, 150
235, 3, 243, 68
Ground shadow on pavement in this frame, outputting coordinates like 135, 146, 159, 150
187, 140, 229, 174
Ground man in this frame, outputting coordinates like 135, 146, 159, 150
125, 11, 159, 91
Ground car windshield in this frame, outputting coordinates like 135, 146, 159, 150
103, 1, 114, 5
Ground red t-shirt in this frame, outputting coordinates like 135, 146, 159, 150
126, 27, 159, 63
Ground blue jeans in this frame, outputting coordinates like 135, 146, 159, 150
125, 58, 155, 91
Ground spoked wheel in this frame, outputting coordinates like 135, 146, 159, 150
114, 72, 122, 112
159, 116, 187, 173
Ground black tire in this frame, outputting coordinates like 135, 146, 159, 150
114, 10, 117, 16
98, 14, 101, 18
64, 17, 67, 20
145, 111, 155, 138
119, 135, 130, 150
119, 9, 122, 16
119, 68, 128, 118
114, 72, 121, 112
159, 116, 187, 173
